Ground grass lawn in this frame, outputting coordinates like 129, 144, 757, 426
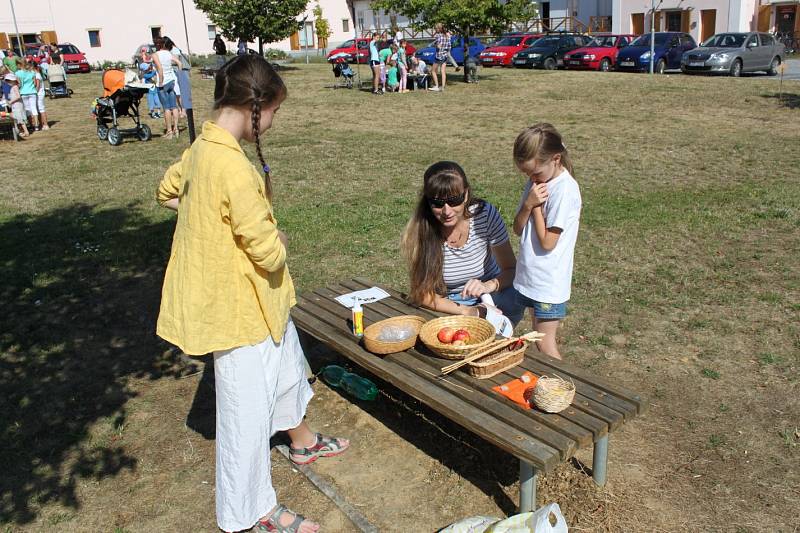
1, 64, 798, 531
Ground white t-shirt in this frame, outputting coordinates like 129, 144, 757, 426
156, 49, 177, 85
514, 169, 581, 304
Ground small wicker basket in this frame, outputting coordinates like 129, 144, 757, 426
363, 315, 426, 355
531, 375, 576, 413
467, 341, 528, 379
418, 316, 496, 360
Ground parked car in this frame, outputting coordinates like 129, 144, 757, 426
681, 32, 784, 77
23, 44, 44, 65
512, 33, 592, 69
57, 43, 91, 73
478, 33, 542, 67
615, 32, 696, 73
132, 43, 157, 69
415, 36, 486, 65
563, 34, 636, 71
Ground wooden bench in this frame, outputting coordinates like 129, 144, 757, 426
292, 278, 646, 512
0, 116, 19, 141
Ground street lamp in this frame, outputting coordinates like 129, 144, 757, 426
649, 0, 664, 74
9, 0, 24, 55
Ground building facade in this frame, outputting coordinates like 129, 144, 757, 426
612, 0, 798, 42
0, 0, 357, 65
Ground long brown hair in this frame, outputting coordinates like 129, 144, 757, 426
401, 161, 484, 305
512, 123, 574, 176
213, 54, 286, 200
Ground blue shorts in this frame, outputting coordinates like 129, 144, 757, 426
516, 292, 568, 320
158, 81, 178, 110
447, 285, 525, 325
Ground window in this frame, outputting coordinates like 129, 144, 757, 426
759, 33, 773, 46
88, 29, 101, 47
746, 35, 759, 47
342, 19, 349, 33
151, 27, 162, 41
207, 24, 216, 40
665, 11, 682, 31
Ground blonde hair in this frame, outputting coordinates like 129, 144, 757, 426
513, 123, 573, 175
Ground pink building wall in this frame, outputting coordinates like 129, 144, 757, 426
612, 0, 759, 40
0, 0, 354, 64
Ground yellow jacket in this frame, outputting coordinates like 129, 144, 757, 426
156, 121, 295, 355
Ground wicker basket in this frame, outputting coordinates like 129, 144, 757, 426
467, 341, 528, 379
363, 315, 426, 355
418, 316, 496, 360
531, 375, 576, 413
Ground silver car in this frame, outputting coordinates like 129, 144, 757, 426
681, 32, 785, 77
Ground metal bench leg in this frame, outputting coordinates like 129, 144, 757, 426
593, 435, 608, 487
519, 460, 537, 513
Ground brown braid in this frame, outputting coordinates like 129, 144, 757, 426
251, 99, 272, 200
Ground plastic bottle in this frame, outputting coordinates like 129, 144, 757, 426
320, 365, 378, 401
351, 298, 364, 338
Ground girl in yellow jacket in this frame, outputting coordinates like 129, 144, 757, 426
157, 54, 348, 533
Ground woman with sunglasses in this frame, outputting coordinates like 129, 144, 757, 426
401, 161, 525, 324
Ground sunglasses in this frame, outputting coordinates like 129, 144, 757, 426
427, 192, 466, 209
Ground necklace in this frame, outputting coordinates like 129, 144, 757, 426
445, 220, 468, 247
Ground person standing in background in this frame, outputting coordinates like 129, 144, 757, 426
213, 34, 227, 69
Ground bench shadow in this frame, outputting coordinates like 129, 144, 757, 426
304, 340, 520, 516
0, 203, 196, 525
760, 92, 800, 109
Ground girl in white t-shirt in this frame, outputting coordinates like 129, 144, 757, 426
512, 123, 582, 359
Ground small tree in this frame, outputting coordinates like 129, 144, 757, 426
372, 0, 536, 82
195, 0, 308, 53
313, 3, 333, 54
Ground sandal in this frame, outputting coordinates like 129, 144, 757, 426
256, 504, 316, 533
289, 433, 349, 465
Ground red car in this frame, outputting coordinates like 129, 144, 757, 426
57, 43, 91, 73
326, 37, 415, 64
562, 34, 636, 71
478, 33, 543, 67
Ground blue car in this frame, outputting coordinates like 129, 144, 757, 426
414, 36, 486, 65
615, 32, 696, 73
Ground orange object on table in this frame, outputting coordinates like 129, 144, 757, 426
492, 371, 539, 409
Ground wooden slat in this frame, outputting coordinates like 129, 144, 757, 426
291, 301, 561, 470
316, 285, 585, 455
342, 281, 618, 435
352, 277, 647, 415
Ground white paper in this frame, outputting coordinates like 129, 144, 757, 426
334, 287, 390, 308
485, 306, 514, 337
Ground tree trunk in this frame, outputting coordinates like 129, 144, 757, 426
258, 37, 264, 56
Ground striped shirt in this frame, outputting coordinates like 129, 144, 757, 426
442, 202, 509, 295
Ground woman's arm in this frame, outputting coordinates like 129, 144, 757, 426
531, 206, 562, 251
420, 292, 482, 317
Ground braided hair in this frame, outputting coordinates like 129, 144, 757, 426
213, 54, 287, 200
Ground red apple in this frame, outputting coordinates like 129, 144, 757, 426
452, 329, 471, 343
437, 327, 455, 344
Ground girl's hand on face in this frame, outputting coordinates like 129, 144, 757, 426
525, 182, 549, 208
461, 278, 490, 299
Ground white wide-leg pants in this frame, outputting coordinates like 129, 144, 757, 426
213, 319, 314, 532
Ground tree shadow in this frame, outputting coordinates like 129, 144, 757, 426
761, 92, 800, 109
0, 203, 196, 525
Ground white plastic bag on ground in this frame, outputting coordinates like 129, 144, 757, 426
439, 503, 568, 533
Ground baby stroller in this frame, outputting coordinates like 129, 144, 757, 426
45, 63, 72, 98
95, 69, 151, 146
329, 52, 357, 89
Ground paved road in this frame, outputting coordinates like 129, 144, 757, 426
776, 58, 800, 80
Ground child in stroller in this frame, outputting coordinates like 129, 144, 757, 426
329, 52, 357, 89
94, 69, 152, 146
46, 55, 72, 98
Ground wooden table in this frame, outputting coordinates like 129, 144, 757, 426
0, 116, 19, 141
292, 278, 646, 512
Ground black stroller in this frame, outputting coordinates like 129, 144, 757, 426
329, 53, 357, 89
94, 69, 151, 146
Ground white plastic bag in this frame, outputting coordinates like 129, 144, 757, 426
439, 504, 567, 533
485, 504, 568, 533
